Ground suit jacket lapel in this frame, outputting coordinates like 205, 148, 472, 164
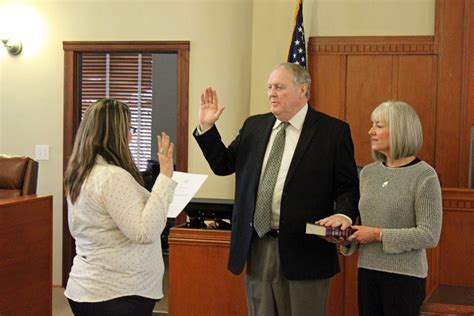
285, 108, 321, 186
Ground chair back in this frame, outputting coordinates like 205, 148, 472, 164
0, 156, 39, 198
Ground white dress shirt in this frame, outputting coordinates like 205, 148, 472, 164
65, 155, 177, 302
261, 105, 307, 228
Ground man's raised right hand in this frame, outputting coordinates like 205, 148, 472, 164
199, 86, 225, 132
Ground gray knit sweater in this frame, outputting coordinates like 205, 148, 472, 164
345, 160, 442, 278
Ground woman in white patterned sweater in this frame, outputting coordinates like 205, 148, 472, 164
64, 99, 177, 316
343, 101, 442, 316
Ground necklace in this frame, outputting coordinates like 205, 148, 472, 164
381, 167, 395, 188
381, 156, 415, 187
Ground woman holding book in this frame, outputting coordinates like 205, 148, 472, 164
322, 101, 442, 316
64, 99, 177, 315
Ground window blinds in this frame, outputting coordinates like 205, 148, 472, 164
81, 53, 153, 171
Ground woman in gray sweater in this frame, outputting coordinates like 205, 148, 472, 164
343, 101, 442, 316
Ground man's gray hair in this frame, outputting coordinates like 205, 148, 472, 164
273, 62, 311, 99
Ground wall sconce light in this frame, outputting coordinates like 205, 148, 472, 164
1, 39, 22, 55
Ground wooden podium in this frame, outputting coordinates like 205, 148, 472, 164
0, 195, 53, 315
168, 227, 247, 315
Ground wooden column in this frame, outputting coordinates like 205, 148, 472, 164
434, 0, 470, 187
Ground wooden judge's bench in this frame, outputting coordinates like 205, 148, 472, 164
0, 195, 53, 315
168, 189, 474, 316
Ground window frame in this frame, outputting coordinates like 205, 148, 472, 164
63, 41, 190, 286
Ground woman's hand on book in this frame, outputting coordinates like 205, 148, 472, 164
348, 225, 382, 244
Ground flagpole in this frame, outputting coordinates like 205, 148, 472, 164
289, 0, 302, 51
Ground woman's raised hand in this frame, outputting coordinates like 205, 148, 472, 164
157, 132, 174, 178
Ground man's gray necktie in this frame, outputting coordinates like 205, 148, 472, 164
254, 121, 290, 237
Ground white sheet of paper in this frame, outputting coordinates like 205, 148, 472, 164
167, 171, 208, 218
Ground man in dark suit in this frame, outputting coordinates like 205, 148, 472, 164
194, 63, 359, 315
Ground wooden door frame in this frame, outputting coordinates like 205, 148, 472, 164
62, 41, 190, 286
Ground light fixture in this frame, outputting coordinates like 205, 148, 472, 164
1, 39, 22, 55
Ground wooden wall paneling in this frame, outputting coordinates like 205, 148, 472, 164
397, 55, 438, 166
392, 55, 400, 98
308, 36, 436, 169
467, 1, 474, 126
345, 55, 394, 166
310, 54, 346, 119
435, 0, 466, 187
466, 1, 474, 188
459, 0, 472, 190
309, 36, 435, 55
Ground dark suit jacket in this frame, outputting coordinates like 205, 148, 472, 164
194, 107, 359, 280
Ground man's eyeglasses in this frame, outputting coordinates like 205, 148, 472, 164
129, 126, 137, 134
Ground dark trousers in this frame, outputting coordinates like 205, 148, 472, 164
358, 268, 425, 316
68, 295, 156, 316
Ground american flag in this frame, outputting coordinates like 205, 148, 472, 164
287, 0, 306, 69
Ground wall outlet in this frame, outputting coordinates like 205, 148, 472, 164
35, 145, 49, 161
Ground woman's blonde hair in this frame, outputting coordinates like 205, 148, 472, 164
371, 100, 423, 162
64, 99, 143, 203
